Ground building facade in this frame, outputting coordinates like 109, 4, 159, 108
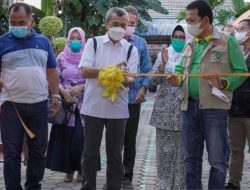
140, 0, 232, 36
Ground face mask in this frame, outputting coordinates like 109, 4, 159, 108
9, 26, 29, 38
69, 40, 83, 53
172, 39, 185, 53
108, 27, 126, 41
125, 26, 136, 37
187, 22, 203, 37
235, 31, 248, 44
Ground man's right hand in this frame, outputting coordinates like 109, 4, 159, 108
167, 75, 181, 86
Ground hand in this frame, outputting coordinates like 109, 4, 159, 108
116, 62, 128, 72
51, 97, 61, 114
161, 47, 168, 65
60, 88, 74, 103
167, 75, 181, 86
70, 85, 84, 97
123, 76, 134, 87
203, 75, 223, 89
135, 87, 146, 103
0, 80, 4, 90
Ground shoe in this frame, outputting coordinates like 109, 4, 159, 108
122, 179, 134, 189
77, 172, 83, 182
64, 172, 74, 183
225, 182, 240, 189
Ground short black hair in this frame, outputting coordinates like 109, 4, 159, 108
105, 7, 128, 23
186, 0, 213, 24
8, 3, 32, 16
239, 19, 250, 27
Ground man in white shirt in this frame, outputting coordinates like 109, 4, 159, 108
79, 7, 138, 190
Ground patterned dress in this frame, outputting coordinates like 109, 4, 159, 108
149, 46, 185, 190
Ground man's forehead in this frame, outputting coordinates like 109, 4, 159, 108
10, 6, 28, 15
110, 13, 128, 21
187, 9, 198, 16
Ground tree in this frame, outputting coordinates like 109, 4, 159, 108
177, 0, 250, 26
52, 0, 168, 36
215, 0, 250, 26
0, 0, 9, 35
41, 0, 54, 16
177, 0, 224, 22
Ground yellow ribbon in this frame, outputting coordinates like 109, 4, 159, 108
124, 72, 250, 77
98, 63, 250, 102
98, 65, 126, 102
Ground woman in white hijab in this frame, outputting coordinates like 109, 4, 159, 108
150, 25, 191, 190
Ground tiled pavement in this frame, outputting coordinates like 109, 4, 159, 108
0, 93, 250, 189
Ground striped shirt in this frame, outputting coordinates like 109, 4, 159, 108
0, 29, 56, 104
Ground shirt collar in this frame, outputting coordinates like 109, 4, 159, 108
127, 34, 135, 42
195, 35, 212, 43
103, 33, 126, 46
194, 27, 222, 44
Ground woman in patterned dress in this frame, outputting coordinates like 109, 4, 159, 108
150, 25, 191, 190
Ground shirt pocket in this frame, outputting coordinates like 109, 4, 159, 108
210, 46, 227, 64
209, 47, 229, 72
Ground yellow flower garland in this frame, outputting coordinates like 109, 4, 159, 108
98, 65, 126, 102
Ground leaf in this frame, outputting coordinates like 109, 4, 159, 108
209, 0, 224, 9
214, 9, 232, 26
86, 15, 99, 26
231, 0, 245, 15
85, 0, 113, 17
145, 0, 168, 16
177, 10, 186, 22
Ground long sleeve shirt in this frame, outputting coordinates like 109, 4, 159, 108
127, 35, 152, 104
175, 35, 247, 98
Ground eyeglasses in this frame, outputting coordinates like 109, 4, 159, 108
172, 35, 185, 41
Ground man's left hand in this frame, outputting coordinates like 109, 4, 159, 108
51, 97, 61, 114
136, 87, 146, 103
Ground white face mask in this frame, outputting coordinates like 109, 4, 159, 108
108, 27, 126, 41
235, 31, 248, 44
187, 22, 203, 37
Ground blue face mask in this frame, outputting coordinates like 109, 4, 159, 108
9, 26, 29, 38
69, 40, 83, 53
172, 39, 185, 53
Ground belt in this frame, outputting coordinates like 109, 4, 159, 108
188, 97, 199, 102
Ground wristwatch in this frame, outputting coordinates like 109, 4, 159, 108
51, 94, 61, 101
220, 79, 228, 90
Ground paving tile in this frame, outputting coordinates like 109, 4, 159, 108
0, 93, 250, 189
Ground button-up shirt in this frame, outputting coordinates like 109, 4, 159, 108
79, 33, 139, 119
127, 35, 152, 104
